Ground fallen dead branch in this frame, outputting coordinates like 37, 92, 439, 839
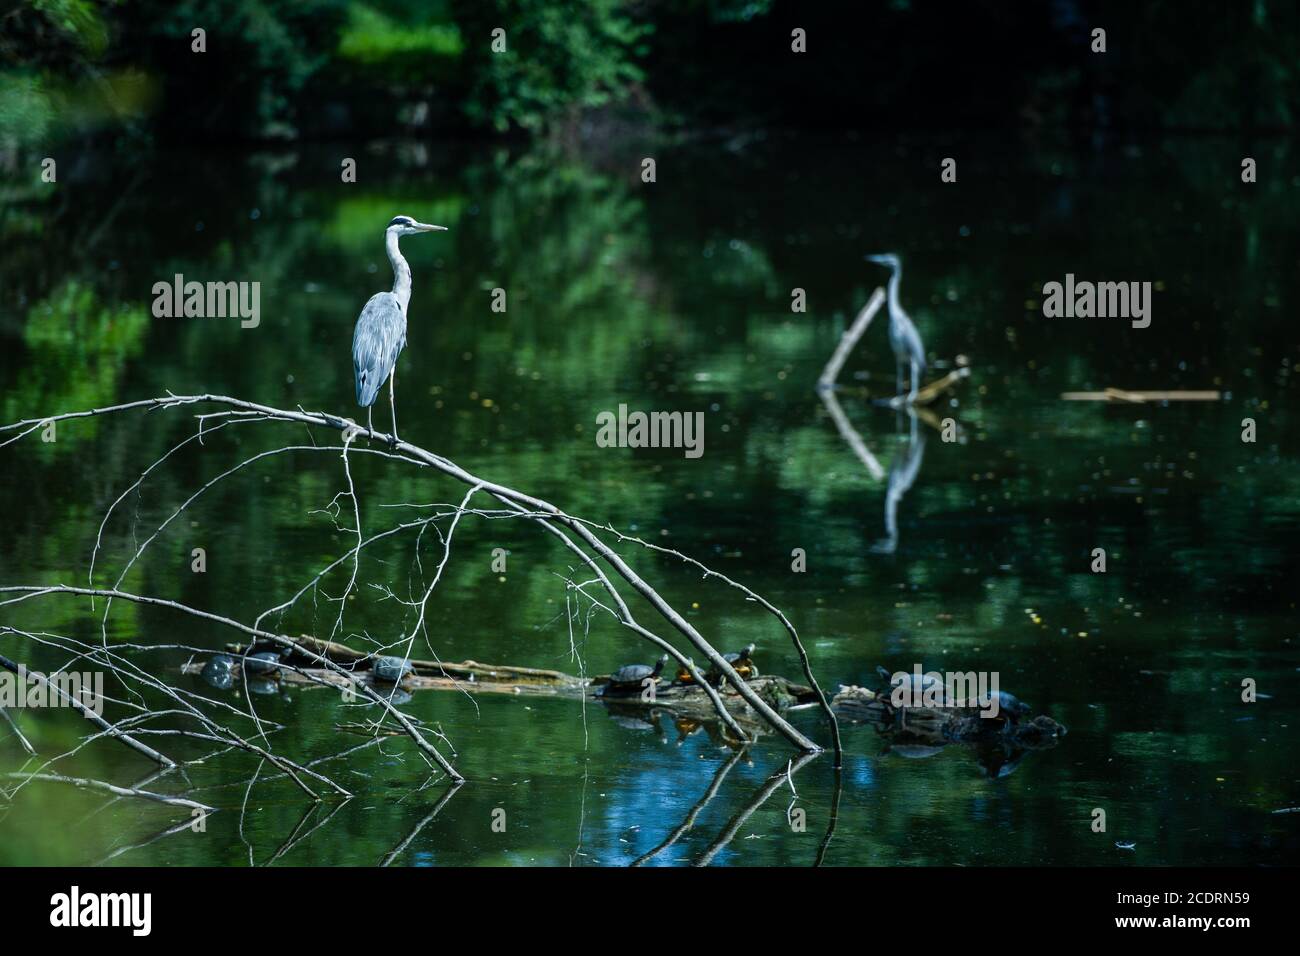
819, 288, 886, 389
0, 650, 174, 768
0, 392, 839, 792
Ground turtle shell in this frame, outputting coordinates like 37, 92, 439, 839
200, 654, 235, 690
609, 663, 655, 685
372, 655, 415, 682
603, 655, 666, 693
242, 651, 282, 675
706, 645, 756, 684
877, 667, 946, 707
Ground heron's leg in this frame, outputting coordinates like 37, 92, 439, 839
367, 405, 374, 441
908, 359, 920, 403
388, 368, 399, 445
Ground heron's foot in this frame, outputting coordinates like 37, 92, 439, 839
388, 430, 400, 448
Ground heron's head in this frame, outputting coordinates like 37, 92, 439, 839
865, 253, 901, 271
387, 215, 447, 237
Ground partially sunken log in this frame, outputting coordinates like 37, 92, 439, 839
232, 636, 580, 685
831, 684, 1067, 747
193, 642, 820, 731
598, 675, 819, 724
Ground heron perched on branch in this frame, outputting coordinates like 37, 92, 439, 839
866, 253, 927, 403
352, 215, 447, 443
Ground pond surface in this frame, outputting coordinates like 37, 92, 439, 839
0, 133, 1297, 866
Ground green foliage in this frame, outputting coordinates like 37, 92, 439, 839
30, 0, 110, 56
4, 280, 150, 447
338, 4, 463, 65
0, 74, 56, 147
451, 0, 650, 132
0, 0, 109, 147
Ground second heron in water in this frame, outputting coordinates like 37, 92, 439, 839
866, 253, 927, 403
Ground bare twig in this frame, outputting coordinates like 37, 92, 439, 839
4, 772, 214, 812
0, 705, 36, 756
0, 651, 175, 767
0, 586, 460, 783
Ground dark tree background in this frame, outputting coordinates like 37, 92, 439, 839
1, 0, 1295, 148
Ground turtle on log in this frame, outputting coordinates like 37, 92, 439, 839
600, 655, 668, 697
200, 654, 235, 690
705, 644, 758, 687
371, 655, 416, 683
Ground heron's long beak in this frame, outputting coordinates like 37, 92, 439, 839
416, 222, 448, 232
865, 254, 889, 264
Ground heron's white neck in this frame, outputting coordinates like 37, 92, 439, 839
385, 229, 412, 312
886, 265, 903, 317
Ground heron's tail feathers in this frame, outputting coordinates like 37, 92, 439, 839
355, 367, 383, 407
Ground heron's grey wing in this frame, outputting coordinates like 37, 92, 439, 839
352, 293, 407, 407
898, 313, 927, 372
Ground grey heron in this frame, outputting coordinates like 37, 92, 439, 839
865, 253, 927, 402
352, 214, 447, 443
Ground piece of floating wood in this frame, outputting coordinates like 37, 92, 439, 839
851, 366, 970, 408
892, 366, 971, 407
1060, 389, 1221, 403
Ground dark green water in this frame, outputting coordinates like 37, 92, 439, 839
1, 134, 1297, 865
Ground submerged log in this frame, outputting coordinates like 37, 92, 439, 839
227, 637, 578, 685
193, 644, 820, 730
892, 366, 971, 407
831, 684, 1067, 748
598, 674, 818, 725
